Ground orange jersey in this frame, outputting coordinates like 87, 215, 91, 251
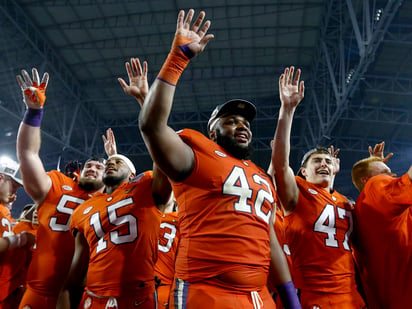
71, 171, 161, 297
26, 170, 99, 296
13, 220, 38, 236
154, 211, 179, 286
284, 176, 358, 294
0, 204, 14, 225
0, 204, 29, 302
352, 173, 412, 308
173, 129, 276, 286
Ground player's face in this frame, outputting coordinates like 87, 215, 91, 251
0, 174, 19, 204
213, 115, 253, 159
103, 157, 132, 186
368, 161, 396, 178
301, 153, 334, 188
217, 115, 252, 145
78, 160, 105, 191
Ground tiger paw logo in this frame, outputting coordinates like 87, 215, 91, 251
310, 305, 321, 309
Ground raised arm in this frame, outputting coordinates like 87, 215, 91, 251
103, 128, 117, 157
272, 67, 305, 214
369, 141, 393, 163
152, 164, 172, 212
16, 68, 52, 204
328, 145, 340, 189
138, 9, 214, 182
118, 58, 149, 107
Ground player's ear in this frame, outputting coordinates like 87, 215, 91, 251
361, 176, 368, 184
209, 130, 216, 141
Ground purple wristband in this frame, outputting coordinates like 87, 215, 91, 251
23, 108, 44, 127
276, 281, 301, 309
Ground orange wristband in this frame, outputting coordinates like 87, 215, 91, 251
157, 35, 194, 86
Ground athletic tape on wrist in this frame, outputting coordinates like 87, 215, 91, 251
23, 108, 44, 127
157, 35, 194, 86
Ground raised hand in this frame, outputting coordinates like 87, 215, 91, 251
368, 141, 393, 163
279, 66, 305, 109
328, 145, 340, 175
174, 9, 214, 58
102, 128, 117, 157
118, 58, 148, 107
16, 68, 49, 109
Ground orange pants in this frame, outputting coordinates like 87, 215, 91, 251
169, 278, 276, 309
79, 290, 156, 309
157, 285, 172, 309
299, 289, 366, 309
18, 287, 58, 309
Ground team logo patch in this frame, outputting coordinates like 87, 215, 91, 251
214, 150, 227, 157
107, 197, 113, 202
83, 206, 93, 214
22, 306, 32, 309
83, 297, 92, 308
308, 188, 318, 195
310, 305, 321, 309
331, 195, 337, 201
243, 161, 249, 166
130, 173, 144, 183
62, 185, 73, 191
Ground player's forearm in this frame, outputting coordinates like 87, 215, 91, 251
17, 122, 44, 180
272, 107, 295, 173
139, 79, 175, 133
269, 225, 292, 284
17, 122, 50, 201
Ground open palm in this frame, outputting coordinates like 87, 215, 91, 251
279, 66, 304, 109
118, 58, 148, 107
174, 9, 214, 57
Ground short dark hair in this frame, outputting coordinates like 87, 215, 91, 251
84, 155, 106, 166
301, 146, 330, 168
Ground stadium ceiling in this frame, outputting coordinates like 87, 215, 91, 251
0, 0, 410, 199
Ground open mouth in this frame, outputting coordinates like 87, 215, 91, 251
235, 133, 249, 143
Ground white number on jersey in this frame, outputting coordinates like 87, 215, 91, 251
223, 166, 273, 223
1, 217, 12, 236
49, 195, 86, 232
89, 197, 138, 254
313, 203, 353, 251
158, 222, 177, 253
